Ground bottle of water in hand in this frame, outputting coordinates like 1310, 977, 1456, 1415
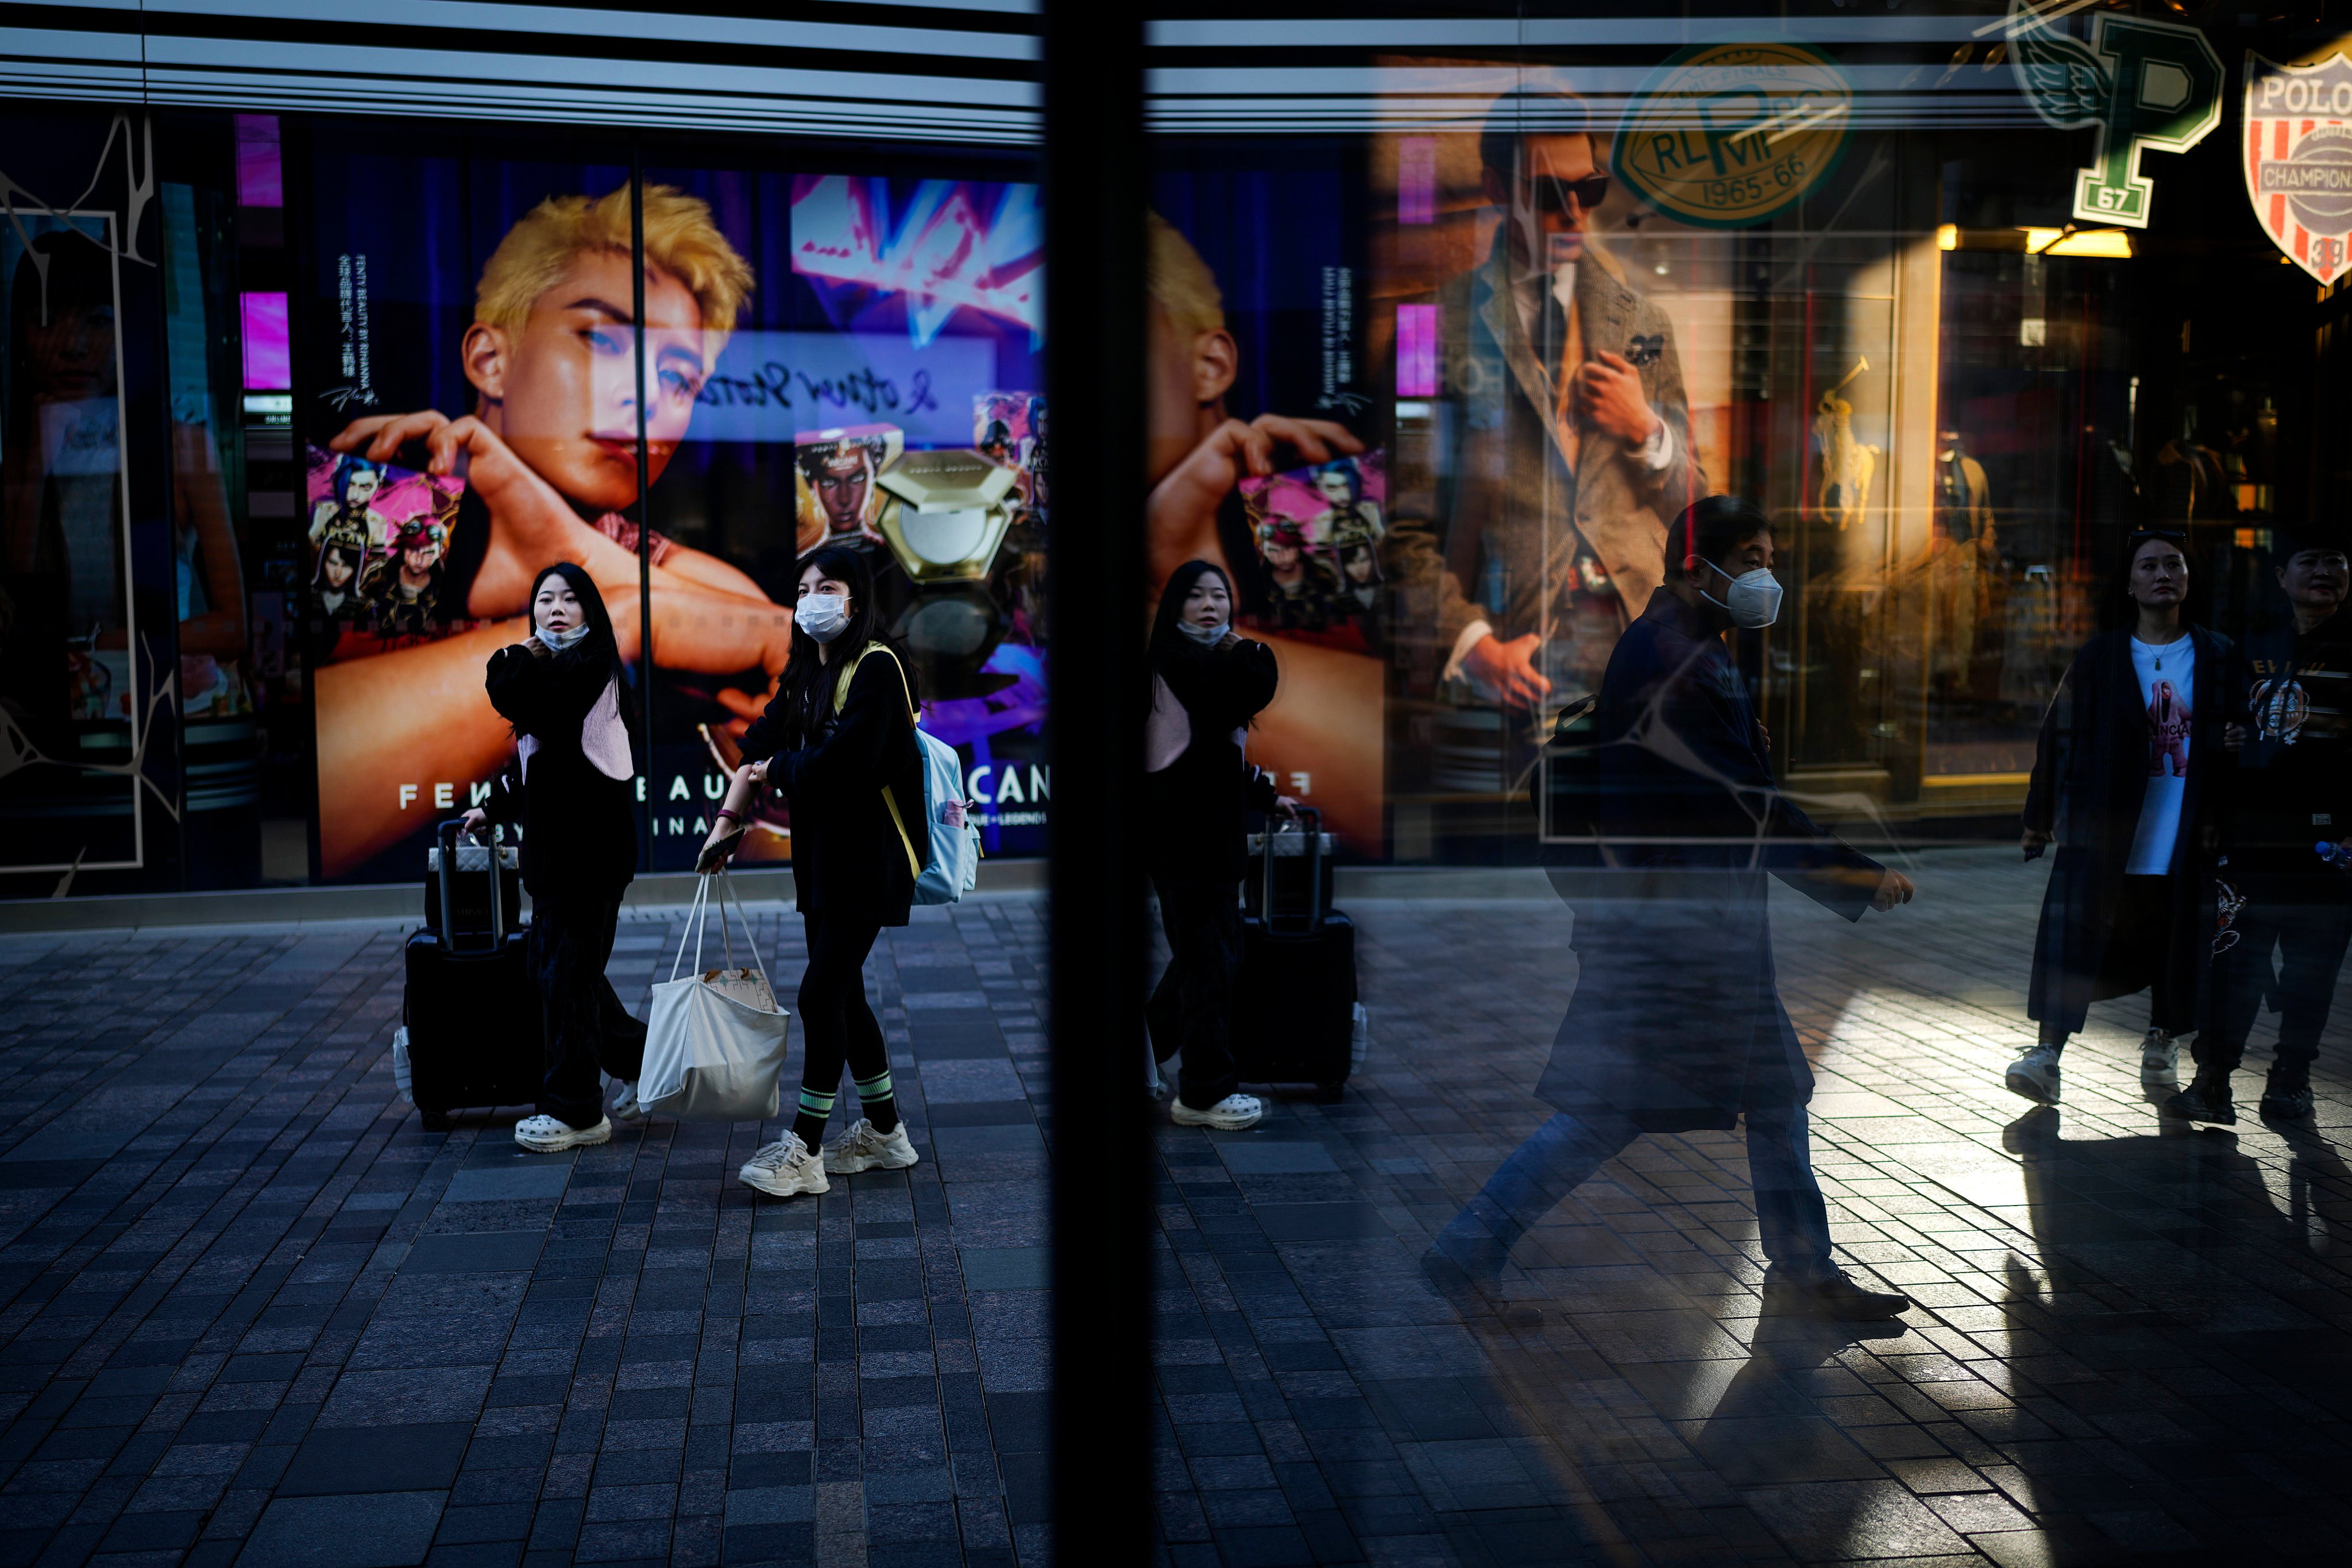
2315, 840, 2352, 871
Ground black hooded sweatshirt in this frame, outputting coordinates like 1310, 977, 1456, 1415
1145, 632, 1281, 886
482, 641, 637, 901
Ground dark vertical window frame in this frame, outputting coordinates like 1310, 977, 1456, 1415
1045, 0, 1150, 1554
628, 152, 655, 874
277, 110, 327, 886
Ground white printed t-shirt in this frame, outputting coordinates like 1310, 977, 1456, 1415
2125, 635, 2195, 875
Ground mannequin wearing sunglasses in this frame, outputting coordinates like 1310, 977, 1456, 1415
1387, 91, 1704, 717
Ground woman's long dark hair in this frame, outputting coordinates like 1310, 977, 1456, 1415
774, 543, 915, 747
526, 561, 633, 722
2096, 528, 2209, 632
1146, 559, 1235, 712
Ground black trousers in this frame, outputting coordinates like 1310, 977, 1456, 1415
1148, 874, 1244, 1111
2197, 869, 2352, 1076
532, 894, 647, 1128
798, 912, 890, 1109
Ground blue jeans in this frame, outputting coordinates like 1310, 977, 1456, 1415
1435, 1105, 1836, 1281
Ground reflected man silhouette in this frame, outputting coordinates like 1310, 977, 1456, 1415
1432, 497, 1915, 1319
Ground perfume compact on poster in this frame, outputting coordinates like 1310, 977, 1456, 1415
890, 586, 1014, 701
793, 424, 904, 552
874, 449, 1020, 582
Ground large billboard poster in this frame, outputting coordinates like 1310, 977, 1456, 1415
1150, 149, 1387, 853
295, 129, 1045, 883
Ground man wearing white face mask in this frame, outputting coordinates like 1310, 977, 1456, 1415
1429, 497, 1918, 1320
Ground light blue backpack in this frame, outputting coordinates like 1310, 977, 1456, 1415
833, 646, 980, 905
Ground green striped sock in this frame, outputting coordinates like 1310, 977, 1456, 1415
855, 1069, 898, 1134
797, 1086, 837, 1119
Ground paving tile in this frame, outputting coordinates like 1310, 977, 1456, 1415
0, 905, 1051, 1568
1141, 859, 2352, 1559
236, 1489, 447, 1567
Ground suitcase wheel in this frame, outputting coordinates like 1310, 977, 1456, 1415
1314, 1082, 1346, 1103
418, 1109, 454, 1132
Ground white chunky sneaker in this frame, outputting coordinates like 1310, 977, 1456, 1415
739, 1133, 830, 1198
1171, 1092, 1264, 1131
609, 1079, 644, 1122
2005, 1045, 2063, 1106
2139, 1029, 2180, 1079
515, 1113, 611, 1152
822, 1118, 919, 1174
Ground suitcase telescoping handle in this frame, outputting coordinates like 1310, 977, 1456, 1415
1260, 805, 1324, 935
439, 817, 506, 957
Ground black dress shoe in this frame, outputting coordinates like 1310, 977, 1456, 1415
2162, 1072, 2237, 1125
1762, 1271, 1912, 1320
2260, 1071, 2314, 1121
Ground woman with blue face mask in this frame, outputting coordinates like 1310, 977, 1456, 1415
1144, 560, 1297, 1132
465, 561, 647, 1152
705, 544, 928, 1198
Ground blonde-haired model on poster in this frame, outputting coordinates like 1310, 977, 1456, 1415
1142, 213, 1386, 851
316, 186, 798, 876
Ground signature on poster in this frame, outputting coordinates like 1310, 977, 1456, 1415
691, 331, 994, 446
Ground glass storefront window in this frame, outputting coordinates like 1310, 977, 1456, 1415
1131, 5, 2352, 1561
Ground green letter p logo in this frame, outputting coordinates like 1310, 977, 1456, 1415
2075, 17, 2224, 226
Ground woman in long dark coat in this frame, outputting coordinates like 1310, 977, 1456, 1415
2013, 529, 2243, 1104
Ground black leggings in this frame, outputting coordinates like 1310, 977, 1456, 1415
532, 894, 648, 1128
797, 912, 891, 1125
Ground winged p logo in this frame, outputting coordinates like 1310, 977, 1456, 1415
2243, 52, 2352, 285
2007, 0, 2224, 227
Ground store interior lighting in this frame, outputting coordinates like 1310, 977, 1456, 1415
1934, 222, 2132, 258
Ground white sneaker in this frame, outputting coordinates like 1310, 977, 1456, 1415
2005, 1045, 2063, 1106
739, 1133, 830, 1198
822, 1118, 919, 1174
609, 1080, 644, 1122
515, 1113, 611, 1152
1171, 1092, 1264, 1130
2139, 1029, 2180, 1078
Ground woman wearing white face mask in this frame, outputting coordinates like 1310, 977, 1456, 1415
705, 544, 928, 1197
463, 562, 647, 1152
1144, 561, 1295, 1131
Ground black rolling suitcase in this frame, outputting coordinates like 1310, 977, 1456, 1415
1233, 809, 1361, 1099
401, 820, 542, 1128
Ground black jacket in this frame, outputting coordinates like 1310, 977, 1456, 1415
1145, 634, 1280, 887
481, 643, 638, 902
747, 646, 930, 927
2023, 625, 2242, 1034
1543, 592, 1881, 1131
2230, 611, 2352, 875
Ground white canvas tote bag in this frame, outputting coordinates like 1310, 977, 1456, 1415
641, 874, 792, 1121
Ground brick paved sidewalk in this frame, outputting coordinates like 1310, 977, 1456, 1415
1148, 847, 2352, 1566
7, 848, 2351, 1568
0, 897, 1050, 1568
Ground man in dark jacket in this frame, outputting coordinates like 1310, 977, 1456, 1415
1429, 497, 1915, 1320
2171, 527, 2352, 1122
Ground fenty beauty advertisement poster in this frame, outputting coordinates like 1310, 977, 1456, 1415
294, 126, 1045, 883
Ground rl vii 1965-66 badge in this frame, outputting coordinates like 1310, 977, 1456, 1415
2243, 51, 2352, 285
